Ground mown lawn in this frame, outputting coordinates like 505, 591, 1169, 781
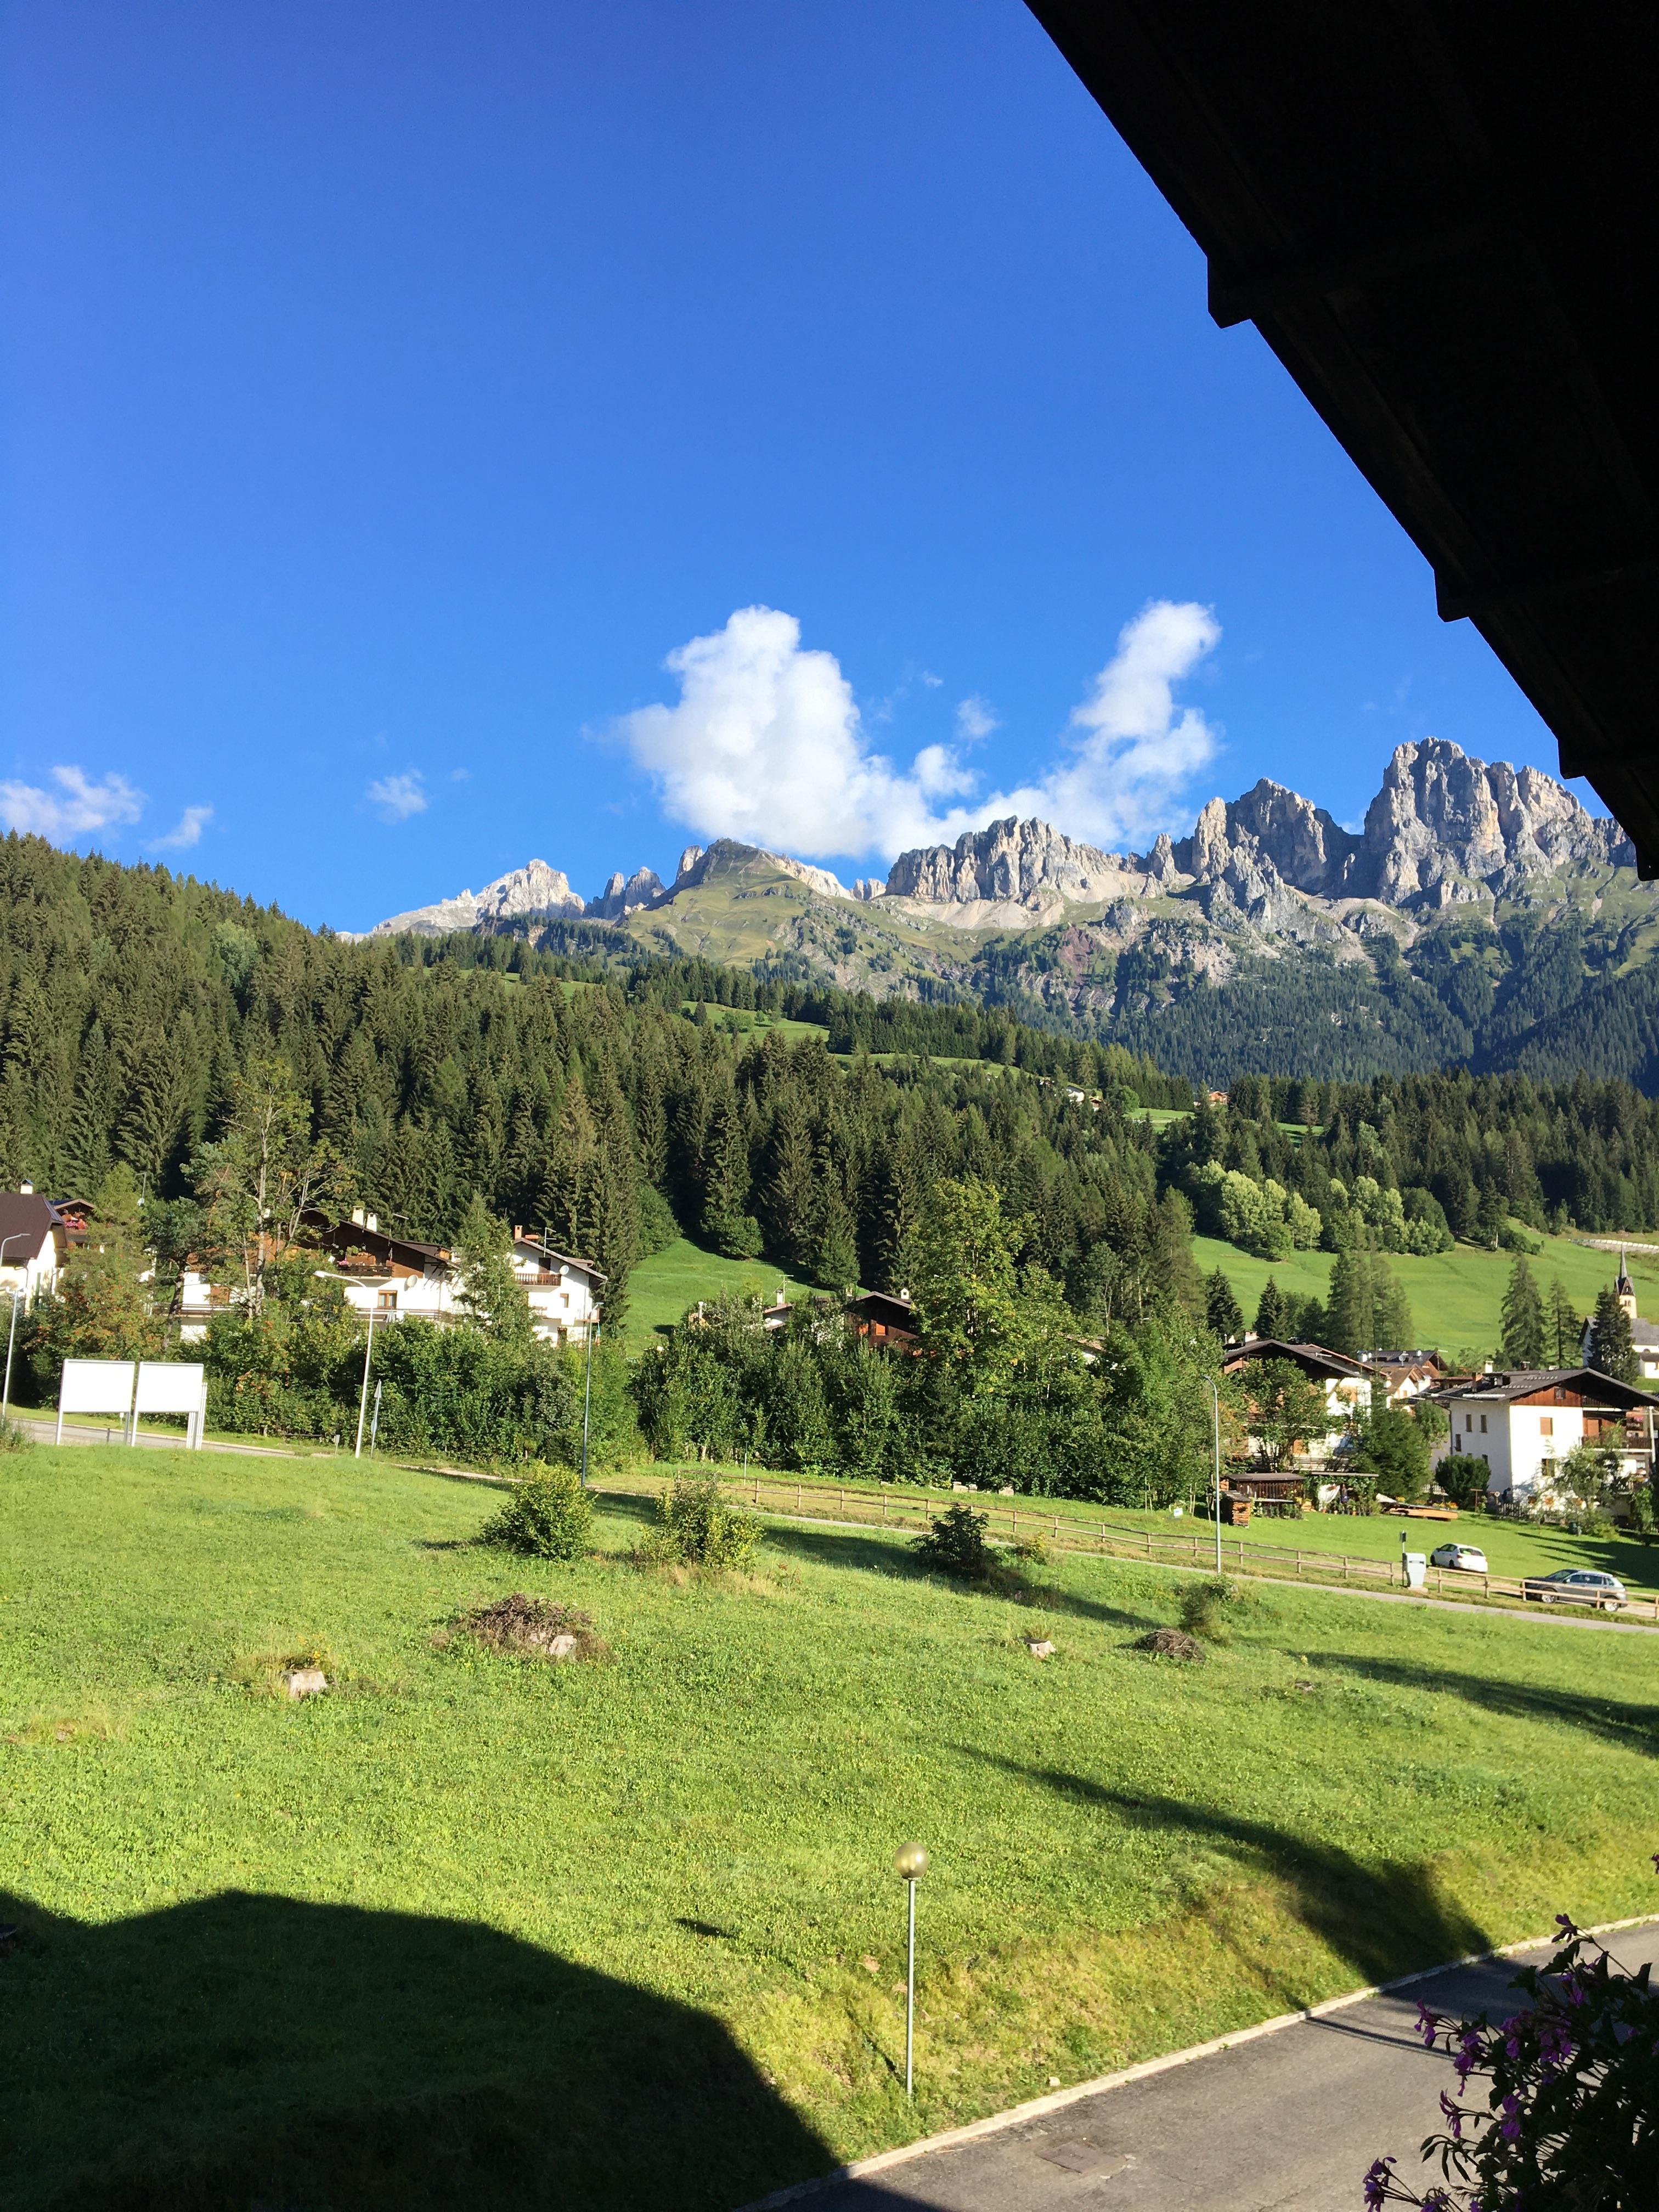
1195, 1230, 1659, 1361
3, 1446, 1656, 2210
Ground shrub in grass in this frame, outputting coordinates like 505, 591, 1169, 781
1178, 1576, 1252, 1644
479, 1465, 592, 1560
914, 1503, 992, 1582
641, 1476, 761, 1572
0, 1416, 31, 1452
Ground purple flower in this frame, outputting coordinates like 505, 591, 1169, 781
1362, 2155, 1396, 2208
1555, 1911, 1579, 1936
1416, 2000, 1440, 2049
1438, 2089, 1464, 2139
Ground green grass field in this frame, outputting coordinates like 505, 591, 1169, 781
4, 1446, 1656, 2209
625, 1235, 823, 1338
1196, 1230, 1659, 1361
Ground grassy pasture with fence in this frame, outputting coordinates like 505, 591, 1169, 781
3, 1443, 1656, 2210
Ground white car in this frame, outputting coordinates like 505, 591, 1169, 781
1429, 1542, 1489, 1573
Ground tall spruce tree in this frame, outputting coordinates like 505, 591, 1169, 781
1254, 1276, 1288, 1340
1590, 1286, 1637, 1382
1204, 1267, 1244, 1342
1545, 1277, 1581, 1367
1499, 1255, 1545, 1368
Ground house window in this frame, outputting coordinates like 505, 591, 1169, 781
1452, 1434, 1461, 1452
1479, 1414, 1487, 1433
1539, 1415, 1553, 1437
1465, 1413, 1472, 1431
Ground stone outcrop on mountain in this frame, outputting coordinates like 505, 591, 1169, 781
1159, 740, 1634, 918
368, 857, 585, 938
882, 816, 1130, 906
589, 867, 665, 920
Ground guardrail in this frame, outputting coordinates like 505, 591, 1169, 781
592, 1470, 1659, 1621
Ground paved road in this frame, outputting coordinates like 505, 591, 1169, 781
793, 1921, 1659, 2212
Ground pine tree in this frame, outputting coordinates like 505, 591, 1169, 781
1590, 1286, 1637, 1383
1204, 1267, 1244, 1341
1545, 1277, 1581, 1366
1254, 1276, 1288, 1340
1499, 1255, 1545, 1368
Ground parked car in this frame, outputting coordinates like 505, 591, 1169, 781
1429, 1542, 1489, 1573
1520, 1567, 1628, 1611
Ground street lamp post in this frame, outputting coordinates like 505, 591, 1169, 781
353, 1306, 379, 1458
894, 1841, 928, 2099
1214, 1378, 1224, 1573
0, 1231, 34, 1431
579, 1305, 599, 1488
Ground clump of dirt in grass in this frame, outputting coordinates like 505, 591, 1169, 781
450, 1593, 610, 1663
1131, 1627, 1206, 1662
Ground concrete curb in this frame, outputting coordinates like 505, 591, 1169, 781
735, 1914, 1659, 2210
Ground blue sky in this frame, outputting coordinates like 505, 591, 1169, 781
3, 0, 1575, 931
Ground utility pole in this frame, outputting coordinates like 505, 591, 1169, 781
353, 1307, 378, 1458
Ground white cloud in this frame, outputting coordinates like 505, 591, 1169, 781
955, 694, 998, 743
0, 765, 145, 842
366, 771, 428, 823
149, 803, 213, 853
615, 600, 1221, 863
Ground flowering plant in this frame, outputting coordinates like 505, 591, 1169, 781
1363, 1870, 1656, 2210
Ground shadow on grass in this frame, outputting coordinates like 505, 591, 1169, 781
1310, 1651, 1658, 1757
0, 1889, 832, 2212
753, 1521, 1162, 1630
958, 1752, 1491, 1991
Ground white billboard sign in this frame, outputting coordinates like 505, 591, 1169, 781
57, 1358, 137, 1442
133, 1361, 207, 1447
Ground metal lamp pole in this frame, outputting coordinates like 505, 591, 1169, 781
894, 1841, 928, 2098
353, 1306, 378, 1458
579, 1307, 599, 1488
1206, 1374, 1223, 1572
0, 1231, 35, 1430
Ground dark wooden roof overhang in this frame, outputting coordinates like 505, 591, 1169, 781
1027, 3, 1659, 869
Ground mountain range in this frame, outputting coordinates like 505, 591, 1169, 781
356, 740, 1659, 1089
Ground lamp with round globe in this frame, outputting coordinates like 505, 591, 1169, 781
894, 1841, 928, 2097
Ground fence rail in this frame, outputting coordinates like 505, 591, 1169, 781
594, 1470, 1659, 1621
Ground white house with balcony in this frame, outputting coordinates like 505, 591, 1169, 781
1433, 1365, 1659, 1500
177, 1207, 603, 1346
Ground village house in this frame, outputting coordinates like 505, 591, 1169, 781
845, 1288, 921, 1352
1222, 1337, 1379, 1451
177, 1207, 603, 1346
1433, 1365, 1659, 1503
0, 1186, 78, 1308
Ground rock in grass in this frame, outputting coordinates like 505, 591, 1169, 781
1024, 1638, 1056, 1660
1131, 1627, 1206, 1662
456, 1594, 607, 1663
283, 1667, 329, 1699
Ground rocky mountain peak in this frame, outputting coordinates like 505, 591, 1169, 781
883, 816, 1128, 905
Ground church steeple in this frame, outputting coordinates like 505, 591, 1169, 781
1616, 1249, 1638, 1319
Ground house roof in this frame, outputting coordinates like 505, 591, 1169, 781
512, 1232, 606, 1280
0, 1189, 65, 1265
1029, 2, 1659, 872
1439, 1365, 1659, 1412
1223, 1338, 1374, 1384
846, 1290, 917, 1327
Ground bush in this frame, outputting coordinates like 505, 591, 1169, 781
641, 1476, 761, 1572
479, 1465, 593, 1560
1436, 1453, 1491, 1510
0, 1416, 32, 1452
913, 1502, 992, 1582
1178, 1576, 1251, 1643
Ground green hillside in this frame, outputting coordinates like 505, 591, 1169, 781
1195, 1232, 1656, 1361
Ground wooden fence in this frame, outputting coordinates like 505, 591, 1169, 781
594, 1469, 1659, 1621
